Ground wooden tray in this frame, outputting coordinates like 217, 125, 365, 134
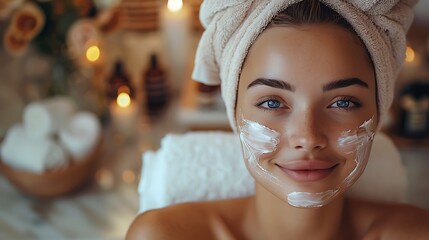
0, 139, 103, 199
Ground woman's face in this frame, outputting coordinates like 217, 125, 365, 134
236, 24, 378, 207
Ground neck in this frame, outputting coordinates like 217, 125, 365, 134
246, 183, 349, 240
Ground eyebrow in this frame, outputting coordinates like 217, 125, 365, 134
247, 77, 368, 92
247, 78, 294, 91
322, 78, 369, 92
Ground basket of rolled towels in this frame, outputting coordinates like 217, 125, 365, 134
0, 96, 102, 198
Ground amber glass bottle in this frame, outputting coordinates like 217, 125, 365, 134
144, 54, 169, 114
107, 61, 134, 100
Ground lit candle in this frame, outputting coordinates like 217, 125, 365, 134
83, 40, 106, 68
161, 0, 191, 92
400, 44, 421, 81
67, 19, 103, 67
110, 91, 139, 138
86, 44, 101, 63
405, 46, 415, 63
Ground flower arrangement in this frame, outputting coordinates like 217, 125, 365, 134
2, 0, 91, 56
1, 0, 121, 95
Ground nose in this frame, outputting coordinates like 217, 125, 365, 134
286, 110, 328, 151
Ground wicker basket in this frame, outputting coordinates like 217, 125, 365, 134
0, 140, 102, 198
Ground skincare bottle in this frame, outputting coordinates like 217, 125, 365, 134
107, 61, 134, 100
143, 54, 169, 114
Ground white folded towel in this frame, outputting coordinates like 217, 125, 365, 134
59, 111, 101, 160
138, 131, 407, 213
23, 96, 77, 139
139, 132, 253, 213
1, 124, 68, 173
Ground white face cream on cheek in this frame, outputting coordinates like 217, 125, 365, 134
288, 116, 376, 208
239, 117, 281, 182
239, 115, 376, 208
338, 117, 375, 186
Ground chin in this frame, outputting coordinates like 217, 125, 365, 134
252, 168, 356, 208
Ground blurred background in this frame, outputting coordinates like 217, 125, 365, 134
0, 0, 428, 239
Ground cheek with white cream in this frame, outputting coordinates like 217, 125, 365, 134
239, 117, 281, 183
238, 115, 376, 208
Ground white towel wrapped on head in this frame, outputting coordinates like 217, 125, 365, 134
138, 131, 407, 213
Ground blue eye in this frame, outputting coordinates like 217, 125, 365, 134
335, 100, 351, 108
330, 97, 361, 110
258, 99, 283, 110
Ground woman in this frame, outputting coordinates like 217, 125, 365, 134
127, 0, 429, 239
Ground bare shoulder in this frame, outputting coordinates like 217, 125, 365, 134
126, 203, 213, 240
347, 198, 429, 239
126, 197, 251, 240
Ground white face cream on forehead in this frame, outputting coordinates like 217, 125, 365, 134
238, 115, 376, 208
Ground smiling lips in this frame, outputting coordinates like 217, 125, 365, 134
277, 160, 338, 182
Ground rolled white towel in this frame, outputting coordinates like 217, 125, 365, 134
23, 96, 77, 139
59, 111, 101, 160
1, 124, 68, 173
3, 124, 23, 142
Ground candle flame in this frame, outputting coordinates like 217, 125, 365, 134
86, 45, 100, 62
405, 46, 415, 63
117, 92, 131, 108
167, 0, 183, 12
